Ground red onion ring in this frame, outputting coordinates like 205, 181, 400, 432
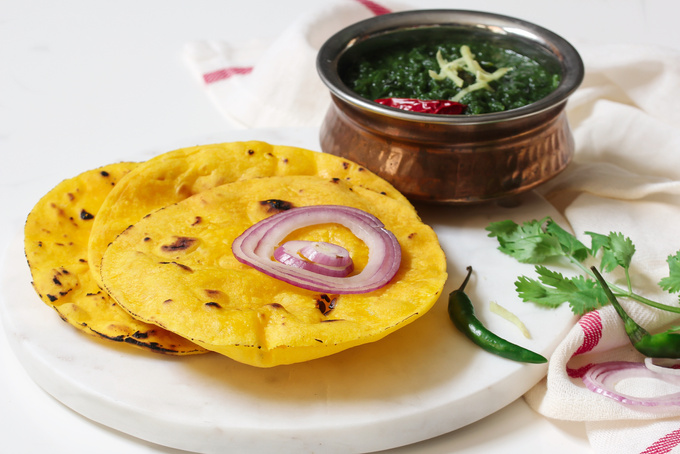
645, 357, 680, 376
298, 241, 352, 267
273, 241, 354, 277
231, 205, 401, 294
583, 361, 680, 406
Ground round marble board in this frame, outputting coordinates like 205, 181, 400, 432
0, 129, 576, 454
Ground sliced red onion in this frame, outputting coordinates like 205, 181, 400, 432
298, 241, 352, 267
273, 241, 354, 277
231, 205, 401, 294
583, 361, 680, 406
645, 357, 680, 376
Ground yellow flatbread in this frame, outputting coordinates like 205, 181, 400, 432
101, 175, 447, 367
88, 141, 410, 290
24, 163, 206, 355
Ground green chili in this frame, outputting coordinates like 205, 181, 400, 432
591, 266, 680, 359
448, 266, 547, 364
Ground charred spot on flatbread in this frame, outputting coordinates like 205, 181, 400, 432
259, 199, 294, 213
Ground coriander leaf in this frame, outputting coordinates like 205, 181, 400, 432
600, 249, 621, 273
545, 219, 589, 262
659, 251, 680, 294
608, 232, 635, 269
515, 275, 566, 308
586, 231, 610, 256
563, 275, 609, 314
533, 265, 579, 293
515, 265, 607, 315
485, 219, 522, 238
585, 231, 636, 272
586, 231, 620, 271
490, 218, 678, 317
486, 218, 563, 263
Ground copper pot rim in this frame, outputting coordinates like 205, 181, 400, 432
317, 9, 584, 126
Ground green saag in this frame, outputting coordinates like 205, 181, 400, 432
343, 42, 560, 115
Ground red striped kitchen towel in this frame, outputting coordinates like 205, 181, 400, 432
183, 0, 402, 128
526, 44, 680, 454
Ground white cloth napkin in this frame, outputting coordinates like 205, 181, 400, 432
527, 44, 680, 454
184, 1, 680, 452
183, 0, 402, 128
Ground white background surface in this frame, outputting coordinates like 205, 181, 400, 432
2, 1, 679, 453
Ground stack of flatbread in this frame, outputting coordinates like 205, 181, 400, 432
24, 141, 447, 367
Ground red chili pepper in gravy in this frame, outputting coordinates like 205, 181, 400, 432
374, 98, 467, 115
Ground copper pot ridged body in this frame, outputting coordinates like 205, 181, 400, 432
320, 95, 574, 203
317, 10, 584, 204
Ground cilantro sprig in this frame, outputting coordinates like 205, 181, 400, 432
486, 217, 680, 316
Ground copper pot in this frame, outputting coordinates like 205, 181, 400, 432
317, 10, 584, 204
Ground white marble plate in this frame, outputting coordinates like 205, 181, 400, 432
0, 129, 576, 454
